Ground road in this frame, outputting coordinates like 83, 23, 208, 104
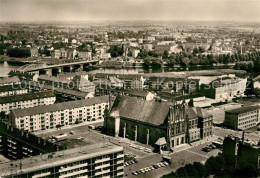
213, 126, 260, 142
33, 122, 222, 178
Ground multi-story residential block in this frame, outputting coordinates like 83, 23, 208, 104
0, 84, 28, 97
0, 142, 124, 178
105, 95, 212, 152
0, 122, 64, 160
0, 91, 55, 114
0, 76, 20, 86
11, 96, 109, 132
224, 105, 260, 130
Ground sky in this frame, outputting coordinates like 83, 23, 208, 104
0, 0, 260, 22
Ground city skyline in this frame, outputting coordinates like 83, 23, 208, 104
1, 0, 260, 23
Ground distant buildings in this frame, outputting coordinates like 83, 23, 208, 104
0, 142, 124, 177
149, 77, 199, 94
0, 91, 55, 114
105, 96, 212, 152
132, 49, 140, 58
0, 122, 63, 160
224, 105, 260, 130
72, 75, 95, 93
30, 46, 39, 57
144, 44, 153, 51
199, 77, 247, 101
11, 96, 109, 132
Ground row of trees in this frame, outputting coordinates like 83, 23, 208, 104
162, 154, 258, 178
6, 48, 31, 58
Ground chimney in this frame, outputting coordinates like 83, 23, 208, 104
242, 131, 245, 144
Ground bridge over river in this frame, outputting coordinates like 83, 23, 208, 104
17, 60, 99, 76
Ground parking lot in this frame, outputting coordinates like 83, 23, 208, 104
125, 140, 221, 178
33, 122, 221, 178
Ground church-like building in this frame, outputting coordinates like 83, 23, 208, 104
104, 95, 213, 152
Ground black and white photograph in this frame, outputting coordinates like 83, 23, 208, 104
0, 0, 260, 177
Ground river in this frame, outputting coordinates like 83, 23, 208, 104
0, 60, 234, 77
0, 61, 21, 77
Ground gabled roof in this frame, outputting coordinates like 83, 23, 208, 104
196, 107, 213, 118
155, 137, 167, 146
0, 91, 54, 104
186, 107, 199, 120
0, 76, 20, 85
12, 96, 109, 118
110, 95, 171, 126
0, 84, 27, 92
72, 75, 94, 89
123, 90, 151, 97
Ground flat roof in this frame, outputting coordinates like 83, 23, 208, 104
225, 105, 260, 115
0, 142, 123, 177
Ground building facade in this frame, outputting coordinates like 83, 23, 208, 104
224, 105, 260, 130
105, 96, 212, 152
0, 91, 55, 114
199, 77, 247, 101
0, 84, 28, 97
0, 143, 124, 178
0, 122, 63, 160
11, 96, 109, 132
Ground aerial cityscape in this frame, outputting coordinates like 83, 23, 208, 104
0, 0, 260, 177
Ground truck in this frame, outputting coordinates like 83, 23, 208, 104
54, 133, 68, 142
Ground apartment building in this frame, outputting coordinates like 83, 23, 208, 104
0, 91, 55, 114
0, 143, 124, 178
0, 84, 28, 97
11, 96, 109, 132
0, 122, 63, 160
224, 105, 260, 130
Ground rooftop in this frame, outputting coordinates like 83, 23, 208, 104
12, 95, 109, 118
0, 76, 20, 85
0, 142, 123, 177
0, 84, 27, 92
225, 105, 260, 115
0, 91, 54, 104
110, 95, 171, 126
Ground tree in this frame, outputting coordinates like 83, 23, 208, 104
0, 111, 7, 122
163, 50, 169, 59
181, 57, 190, 67
108, 45, 124, 57
6, 48, 31, 58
